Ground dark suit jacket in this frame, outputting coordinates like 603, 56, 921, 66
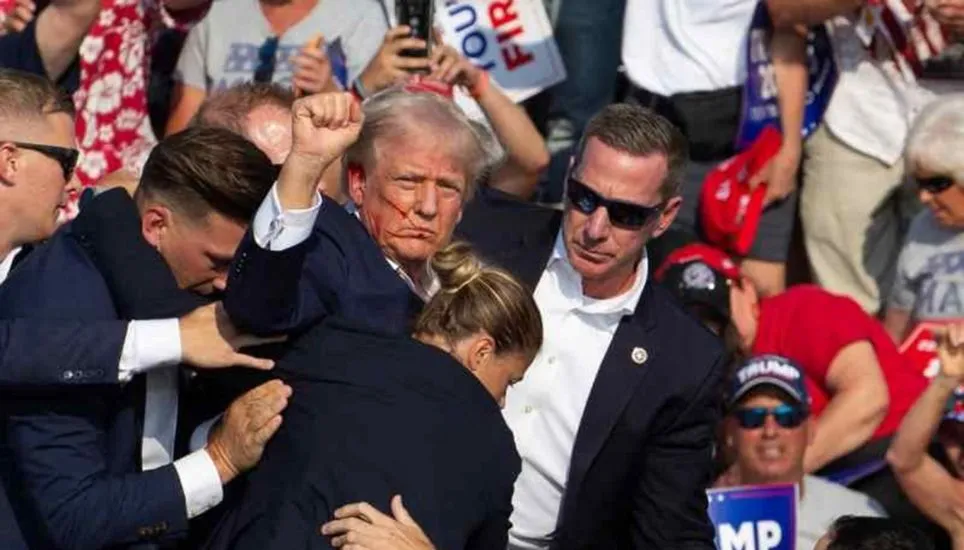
224, 197, 422, 336
0, 318, 126, 386
202, 318, 520, 550
456, 187, 725, 550
0, 202, 202, 549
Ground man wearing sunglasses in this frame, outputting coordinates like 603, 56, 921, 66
657, 244, 932, 521
719, 354, 886, 549
0, 69, 79, 283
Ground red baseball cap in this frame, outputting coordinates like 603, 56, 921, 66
699, 125, 783, 257
655, 243, 741, 322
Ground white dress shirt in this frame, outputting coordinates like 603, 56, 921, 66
0, 246, 21, 284
253, 183, 439, 300
504, 233, 648, 550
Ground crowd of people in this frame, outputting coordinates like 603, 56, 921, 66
4, 0, 964, 549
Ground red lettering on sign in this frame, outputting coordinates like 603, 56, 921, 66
501, 43, 534, 70
488, 0, 518, 28
497, 26, 524, 43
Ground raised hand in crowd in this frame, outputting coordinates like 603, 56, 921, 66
2, 0, 34, 34
178, 302, 284, 371
357, 26, 432, 95
278, 91, 363, 209
321, 495, 436, 550
1, 0, 102, 80
428, 40, 550, 198
292, 34, 338, 97
206, 379, 292, 484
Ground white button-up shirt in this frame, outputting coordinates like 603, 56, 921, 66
504, 233, 648, 550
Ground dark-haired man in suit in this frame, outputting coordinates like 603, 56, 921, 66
0, 126, 296, 549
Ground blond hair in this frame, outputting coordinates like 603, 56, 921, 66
414, 242, 542, 362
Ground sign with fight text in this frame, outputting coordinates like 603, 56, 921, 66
437, 0, 566, 103
708, 484, 797, 550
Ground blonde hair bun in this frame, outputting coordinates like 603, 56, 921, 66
432, 242, 485, 294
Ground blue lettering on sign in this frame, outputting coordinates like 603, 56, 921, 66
444, 0, 497, 72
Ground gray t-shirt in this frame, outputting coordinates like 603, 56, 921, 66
797, 475, 887, 549
890, 210, 964, 321
175, 0, 389, 92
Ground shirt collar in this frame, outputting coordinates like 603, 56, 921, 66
353, 209, 439, 301
545, 231, 648, 316
0, 246, 22, 285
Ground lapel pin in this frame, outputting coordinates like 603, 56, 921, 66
631, 347, 648, 365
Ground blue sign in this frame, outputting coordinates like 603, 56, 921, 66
735, 3, 838, 150
708, 484, 797, 550
327, 38, 349, 90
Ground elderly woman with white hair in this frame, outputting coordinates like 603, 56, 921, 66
884, 95, 964, 344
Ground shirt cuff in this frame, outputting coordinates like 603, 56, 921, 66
173, 449, 224, 519
252, 183, 322, 251
117, 319, 182, 383
189, 415, 222, 452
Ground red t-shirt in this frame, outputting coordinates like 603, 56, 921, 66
752, 285, 927, 438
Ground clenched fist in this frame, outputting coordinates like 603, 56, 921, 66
206, 379, 292, 484
278, 92, 364, 209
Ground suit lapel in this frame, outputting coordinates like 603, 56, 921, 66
10, 244, 32, 269
560, 284, 660, 523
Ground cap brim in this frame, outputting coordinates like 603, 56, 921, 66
729, 377, 806, 409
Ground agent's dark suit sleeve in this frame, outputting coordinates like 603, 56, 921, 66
0, 319, 125, 386
630, 353, 724, 549
6, 390, 190, 549
466, 456, 517, 550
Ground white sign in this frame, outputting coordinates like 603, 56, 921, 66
436, 0, 566, 103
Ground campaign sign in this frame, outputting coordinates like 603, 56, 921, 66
437, 0, 566, 103
707, 484, 797, 550
735, 3, 838, 150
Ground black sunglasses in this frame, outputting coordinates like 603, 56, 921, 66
566, 176, 663, 229
733, 404, 807, 430
254, 36, 280, 83
917, 175, 955, 195
12, 142, 79, 181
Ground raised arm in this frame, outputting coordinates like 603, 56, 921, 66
888, 324, 964, 540
4, 0, 102, 80
430, 44, 549, 199
223, 92, 362, 334
804, 341, 890, 472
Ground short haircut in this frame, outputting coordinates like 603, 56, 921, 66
345, 86, 502, 201
0, 69, 75, 123
905, 94, 964, 185
136, 126, 276, 224
826, 516, 932, 550
575, 103, 688, 201
190, 82, 295, 137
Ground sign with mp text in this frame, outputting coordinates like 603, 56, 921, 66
708, 484, 797, 550
437, 0, 566, 103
